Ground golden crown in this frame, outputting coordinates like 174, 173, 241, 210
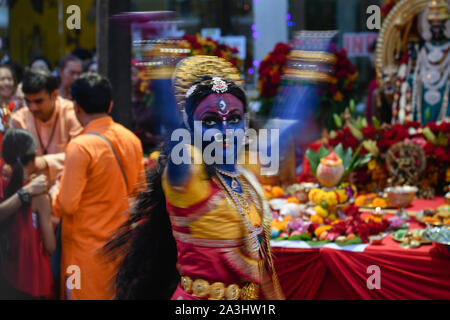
427, 0, 449, 22
172, 55, 242, 112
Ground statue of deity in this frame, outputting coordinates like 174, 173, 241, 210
410, 0, 449, 124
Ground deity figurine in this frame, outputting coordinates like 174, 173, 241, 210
410, 0, 450, 124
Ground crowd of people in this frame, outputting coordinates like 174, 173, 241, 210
0, 49, 145, 299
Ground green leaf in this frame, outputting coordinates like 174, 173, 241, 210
349, 99, 355, 112
288, 233, 312, 241
372, 117, 380, 130
333, 114, 342, 128
437, 132, 448, 146
334, 143, 345, 160
361, 118, 368, 128
329, 130, 338, 139
306, 240, 331, 246
335, 236, 362, 246
306, 146, 330, 175
305, 149, 319, 175
343, 147, 353, 170
317, 145, 330, 160
340, 144, 364, 183
423, 127, 437, 145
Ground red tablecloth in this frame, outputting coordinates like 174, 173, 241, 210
273, 197, 450, 300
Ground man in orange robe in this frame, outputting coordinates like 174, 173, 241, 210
10, 68, 82, 194
52, 72, 145, 300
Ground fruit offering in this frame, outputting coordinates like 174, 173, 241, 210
421, 205, 450, 226
308, 187, 351, 219
355, 194, 388, 208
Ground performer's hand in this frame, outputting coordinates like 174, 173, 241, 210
23, 174, 48, 196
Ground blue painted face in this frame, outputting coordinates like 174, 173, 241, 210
192, 93, 245, 166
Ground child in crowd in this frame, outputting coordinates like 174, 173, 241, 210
0, 129, 55, 299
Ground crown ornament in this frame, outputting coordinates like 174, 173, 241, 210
427, 0, 449, 22
172, 55, 242, 113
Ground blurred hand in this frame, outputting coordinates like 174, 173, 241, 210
23, 174, 48, 196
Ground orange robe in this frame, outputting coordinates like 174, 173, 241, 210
52, 116, 145, 300
10, 96, 83, 186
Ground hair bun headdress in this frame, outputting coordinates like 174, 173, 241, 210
172, 55, 243, 114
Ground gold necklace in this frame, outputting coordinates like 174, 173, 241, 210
216, 172, 263, 252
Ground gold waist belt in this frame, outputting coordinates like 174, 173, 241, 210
180, 276, 259, 300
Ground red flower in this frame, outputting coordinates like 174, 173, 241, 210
329, 84, 339, 95
270, 72, 282, 85
274, 54, 287, 66
435, 146, 448, 163
381, 2, 395, 17
437, 121, 450, 133
345, 205, 360, 218
362, 126, 377, 139
356, 168, 371, 184
259, 65, 272, 77
423, 142, 434, 156
405, 121, 421, 129
426, 121, 438, 133
343, 82, 354, 91
356, 223, 370, 243
331, 221, 346, 235
193, 41, 202, 49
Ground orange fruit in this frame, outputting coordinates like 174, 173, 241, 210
287, 197, 300, 204
310, 215, 324, 225
271, 186, 285, 198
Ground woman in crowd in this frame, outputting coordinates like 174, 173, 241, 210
106, 56, 284, 300
0, 64, 23, 112
0, 129, 55, 299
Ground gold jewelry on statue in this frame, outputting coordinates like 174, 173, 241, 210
375, 0, 431, 88
427, 0, 450, 22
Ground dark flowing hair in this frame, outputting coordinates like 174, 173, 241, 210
1, 129, 37, 200
104, 76, 247, 300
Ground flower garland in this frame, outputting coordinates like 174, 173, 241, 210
257, 42, 291, 116
182, 34, 242, 69
319, 46, 359, 130
271, 204, 395, 244
256, 42, 359, 129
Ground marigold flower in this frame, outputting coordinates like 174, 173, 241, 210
314, 225, 333, 238
315, 205, 329, 218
